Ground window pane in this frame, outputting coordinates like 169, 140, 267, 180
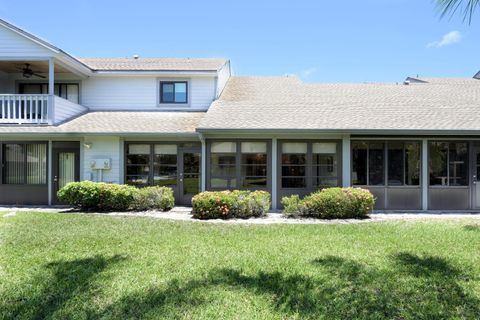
405, 142, 420, 186
126, 165, 149, 175
352, 142, 367, 185
211, 177, 236, 188
211, 165, 236, 176
242, 153, 267, 165
67, 84, 79, 104
128, 144, 150, 155
242, 177, 267, 188
312, 142, 336, 154
161, 83, 174, 102
449, 142, 468, 186
183, 174, 199, 194
211, 154, 236, 166
241, 142, 267, 153
126, 175, 148, 186
429, 142, 448, 186
174, 82, 187, 103
211, 142, 236, 153
153, 165, 177, 186
26, 144, 47, 184
242, 165, 267, 176
282, 143, 307, 154
127, 154, 150, 165
154, 154, 177, 166
369, 143, 384, 185
388, 142, 404, 186
282, 154, 306, 165
154, 144, 177, 155
282, 166, 306, 177
282, 177, 306, 188
3, 144, 25, 184
313, 154, 337, 177
313, 177, 338, 188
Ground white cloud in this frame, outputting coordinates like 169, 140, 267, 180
427, 31, 463, 48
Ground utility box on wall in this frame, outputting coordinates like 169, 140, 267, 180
90, 158, 112, 170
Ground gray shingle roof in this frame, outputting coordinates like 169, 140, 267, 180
198, 76, 480, 132
79, 58, 228, 72
0, 111, 204, 135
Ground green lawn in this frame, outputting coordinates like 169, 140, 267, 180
1, 213, 479, 319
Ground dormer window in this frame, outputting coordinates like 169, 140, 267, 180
160, 81, 188, 104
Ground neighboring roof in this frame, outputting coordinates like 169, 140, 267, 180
79, 57, 228, 72
0, 111, 204, 135
475, 70, 480, 79
198, 76, 480, 133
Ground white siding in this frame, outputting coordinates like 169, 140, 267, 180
216, 61, 231, 98
82, 136, 121, 184
54, 96, 88, 123
0, 24, 53, 57
82, 76, 216, 110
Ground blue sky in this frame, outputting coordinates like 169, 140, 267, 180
1, 0, 478, 83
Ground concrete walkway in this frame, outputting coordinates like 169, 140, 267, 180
1, 206, 480, 225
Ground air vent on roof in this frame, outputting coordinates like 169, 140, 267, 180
133, 54, 139, 59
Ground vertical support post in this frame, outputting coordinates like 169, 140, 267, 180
271, 138, 278, 211
422, 139, 429, 211
200, 134, 206, 191
48, 140, 53, 205
342, 134, 351, 187
118, 138, 124, 184
48, 58, 54, 125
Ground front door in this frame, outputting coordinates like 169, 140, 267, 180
52, 145, 80, 204
178, 148, 201, 205
473, 148, 480, 209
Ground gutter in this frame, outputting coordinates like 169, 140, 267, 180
195, 128, 480, 136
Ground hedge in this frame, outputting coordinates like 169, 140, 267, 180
281, 187, 374, 219
191, 190, 270, 219
57, 181, 174, 211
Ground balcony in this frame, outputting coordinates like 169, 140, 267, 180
0, 94, 87, 125
0, 58, 89, 125
0, 94, 51, 124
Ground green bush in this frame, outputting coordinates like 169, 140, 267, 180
131, 186, 174, 211
281, 187, 374, 219
57, 181, 174, 212
192, 190, 270, 219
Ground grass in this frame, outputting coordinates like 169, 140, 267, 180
1, 212, 480, 319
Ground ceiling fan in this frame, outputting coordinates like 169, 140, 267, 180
16, 63, 46, 79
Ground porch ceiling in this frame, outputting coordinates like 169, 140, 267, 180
0, 60, 71, 74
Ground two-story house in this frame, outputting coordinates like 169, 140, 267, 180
1, 19, 480, 211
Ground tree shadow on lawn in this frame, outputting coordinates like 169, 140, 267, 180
463, 224, 480, 232
97, 252, 479, 319
1, 254, 127, 319
3, 252, 479, 319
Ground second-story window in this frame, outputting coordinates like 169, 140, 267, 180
160, 81, 188, 104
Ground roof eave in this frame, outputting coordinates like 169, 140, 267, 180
196, 128, 480, 136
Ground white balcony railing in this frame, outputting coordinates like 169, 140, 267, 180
0, 94, 51, 124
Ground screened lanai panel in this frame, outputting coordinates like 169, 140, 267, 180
3, 143, 46, 185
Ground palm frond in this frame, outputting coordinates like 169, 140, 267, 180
437, 0, 480, 24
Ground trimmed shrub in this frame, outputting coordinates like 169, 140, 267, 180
281, 187, 374, 219
131, 186, 174, 211
192, 190, 270, 219
57, 181, 174, 212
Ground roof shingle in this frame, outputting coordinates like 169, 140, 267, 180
78, 57, 228, 71
0, 111, 204, 135
198, 76, 480, 132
